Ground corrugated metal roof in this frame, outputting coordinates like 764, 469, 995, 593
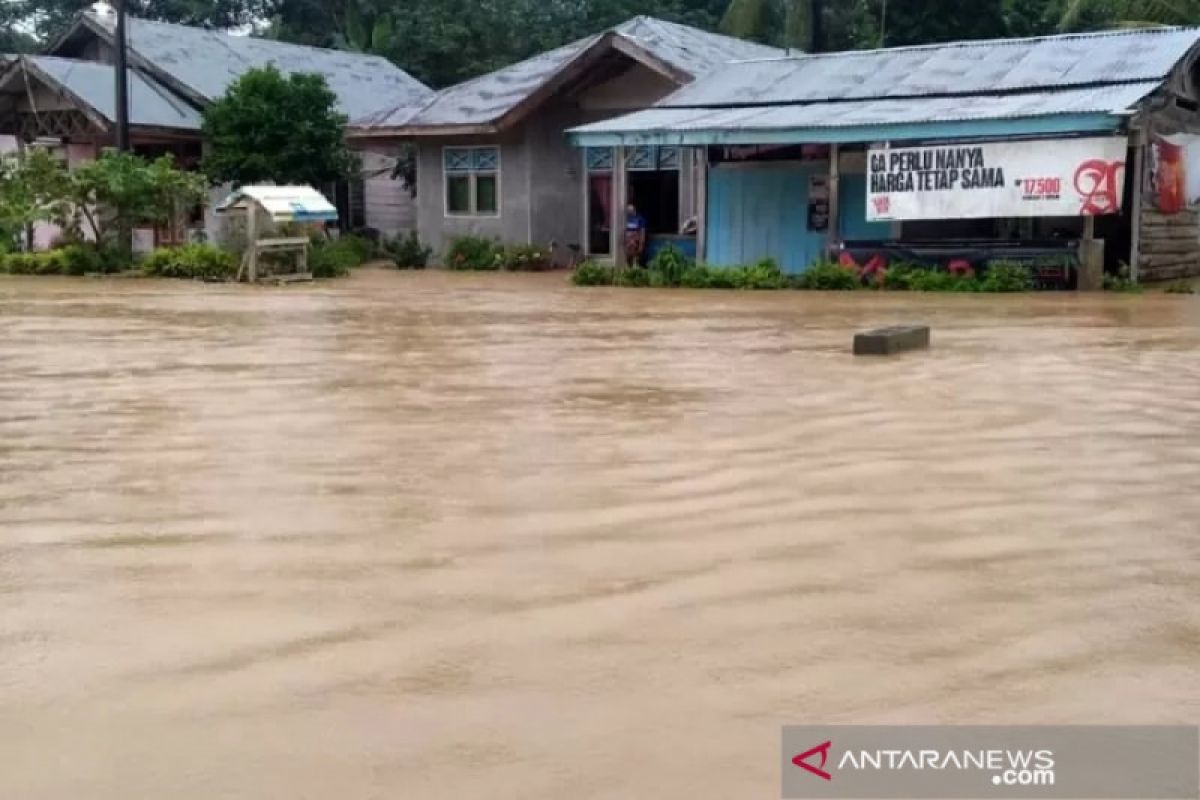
568, 82, 1158, 144
21, 55, 203, 130
86, 13, 432, 121
355, 16, 783, 130
660, 26, 1200, 107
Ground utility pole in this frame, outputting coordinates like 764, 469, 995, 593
810, 0, 823, 52
113, 0, 133, 259
114, 0, 130, 151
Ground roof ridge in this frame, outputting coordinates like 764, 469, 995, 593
733, 24, 1200, 64
85, 11, 408, 67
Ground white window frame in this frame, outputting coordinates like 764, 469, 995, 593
443, 145, 501, 219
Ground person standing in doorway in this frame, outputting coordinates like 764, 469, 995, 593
624, 203, 647, 266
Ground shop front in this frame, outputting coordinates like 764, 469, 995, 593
567, 25, 1200, 285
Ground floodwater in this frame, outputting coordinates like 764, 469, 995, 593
1, 269, 1198, 799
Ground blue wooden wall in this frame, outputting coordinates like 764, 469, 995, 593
706, 164, 828, 273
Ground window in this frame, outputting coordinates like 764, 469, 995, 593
626, 146, 681, 236
444, 146, 500, 216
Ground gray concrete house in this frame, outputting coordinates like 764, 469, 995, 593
0, 11, 432, 245
348, 17, 781, 263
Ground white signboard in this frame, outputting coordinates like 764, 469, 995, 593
866, 137, 1127, 221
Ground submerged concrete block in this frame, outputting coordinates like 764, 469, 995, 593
853, 325, 931, 356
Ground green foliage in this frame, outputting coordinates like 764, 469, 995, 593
729, 258, 786, 289
67, 151, 206, 245
445, 235, 502, 270
380, 231, 431, 269
12, 0, 268, 48
1164, 281, 1196, 294
140, 244, 237, 281
202, 66, 356, 186
907, 270, 979, 292
1103, 263, 1143, 293
793, 261, 860, 290
1056, 0, 1200, 30
979, 261, 1034, 292
499, 243, 553, 271
309, 235, 375, 278
265, 0, 726, 88
573, 255, 783, 289
0, 244, 126, 276
0, 149, 70, 249
572, 260, 616, 285
648, 245, 691, 285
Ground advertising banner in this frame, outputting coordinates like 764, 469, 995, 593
1149, 133, 1200, 214
866, 138, 1127, 222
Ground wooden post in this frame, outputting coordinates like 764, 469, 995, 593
1128, 135, 1146, 284
246, 206, 258, 282
696, 146, 708, 263
827, 143, 841, 259
612, 145, 627, 268
1078, 213, 1104, 291
15, 137, 31, 252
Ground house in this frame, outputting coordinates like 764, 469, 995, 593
0, 10, 432, 246
348, 17, 783, 264
568, 27, 1200, 284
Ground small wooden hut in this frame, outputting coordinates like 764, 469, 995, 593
215, 185, 339, 282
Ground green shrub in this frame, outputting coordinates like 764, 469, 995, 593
338, 234, 376, 265
446, 235, 501, 270
141, 244, 237, 281
308, 235, 374, 278
679, 265, 715, 288
729, 258, 785, 289
647, 245, 692, 286
499, 242, 553, 271
618, 265, 652, 287
381, 231, 431, 269
2, 253, 39, 274
881, 262, 926, 291
907, 269, 978, 292
979, 261, 1034, 292
794, 261, 860, 290
572, 260, 615, 285
1164, 281, 1196, 294
1103, 263, 1142, 293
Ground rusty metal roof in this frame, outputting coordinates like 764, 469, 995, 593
660, 26, 1200, 108
354, 16, 783, 131
84, 13, 432, 121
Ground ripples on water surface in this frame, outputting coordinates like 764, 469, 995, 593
1, 270, 1198, 798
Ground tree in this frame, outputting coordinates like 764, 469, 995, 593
1057, 0, 1200, 29
0, 149, 72, 249
67, 151, 206, 243
13, 0, 271, 48
201, 66, 357, 187
263, 0, 726, 89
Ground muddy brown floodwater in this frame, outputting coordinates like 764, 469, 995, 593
1, 269, 1199, 799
